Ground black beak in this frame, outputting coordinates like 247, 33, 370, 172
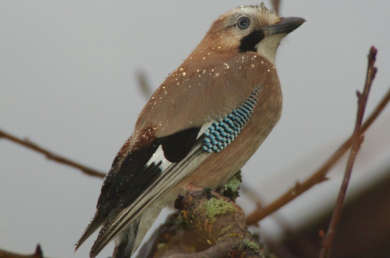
264, 17, 305, 35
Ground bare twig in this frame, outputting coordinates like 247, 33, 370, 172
271, 0, 281, 15
135, 69, 153, 99
242, 184, 315, 258
241, 183, 264, 208
0, 70, 153, 179
0, 129, 105, 179
0, 244, 44, 258
0, 70, 154, 179
319, 46, 378, 258
246, 52, 389, 226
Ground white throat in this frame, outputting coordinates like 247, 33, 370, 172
256, 34, 285, 64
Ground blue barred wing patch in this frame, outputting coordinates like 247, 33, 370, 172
202, 88, 260, 153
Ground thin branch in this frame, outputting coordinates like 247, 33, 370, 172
0, 129, 105, 179
0, 69, 154, 179
242, 184, 316, 258
241, 183, 264, 209
0, 70, 153, 180
319, 46, 378, 258
246, 52, 389, 226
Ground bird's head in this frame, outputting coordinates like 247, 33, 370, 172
200, 3, 305, 64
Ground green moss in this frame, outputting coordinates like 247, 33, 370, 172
224, 174, 241, 193
219, 172, 242, 200
174, 213, 185, 225
218, 224, 233, 236
242, 239, 260, 253
157, 243, 166, 250
202, 197, 236, 222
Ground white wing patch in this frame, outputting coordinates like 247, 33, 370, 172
197, 121, 213, 139
146, 145, 172, 171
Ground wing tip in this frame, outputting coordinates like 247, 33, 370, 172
89, 210, 133, 258
89, 248, 99, 258
89, 220, 115, 258
89, 234, 109, 258
75, 214, 104, 252
74, 234, 87, 252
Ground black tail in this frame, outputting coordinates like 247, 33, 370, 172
75, 212, 105, 252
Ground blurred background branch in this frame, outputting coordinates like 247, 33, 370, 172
135, 69, 153, 100
271, 0, 281, 15
0, 245, 44, 258
0, 129, 105, 179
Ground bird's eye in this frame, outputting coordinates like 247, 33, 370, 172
237, 16, 250, 30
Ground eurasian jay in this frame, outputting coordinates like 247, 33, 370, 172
76, 4, 304, 257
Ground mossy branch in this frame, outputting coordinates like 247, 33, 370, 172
137, 174, 277, 258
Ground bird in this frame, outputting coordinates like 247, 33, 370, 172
76, 4, 304, 258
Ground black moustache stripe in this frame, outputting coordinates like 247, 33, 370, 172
239, 29, 264, 52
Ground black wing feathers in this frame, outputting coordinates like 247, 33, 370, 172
97, 127, 200, 214
77, 127, 201, 253
160, 127, 200, 162
75, 140, 161, 251
97, 141, 160, 215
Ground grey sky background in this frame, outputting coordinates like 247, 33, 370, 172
0, 1, 389, 257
